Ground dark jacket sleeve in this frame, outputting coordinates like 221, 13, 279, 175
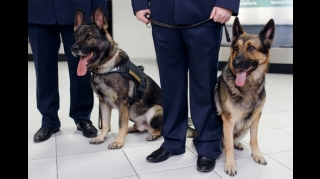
131, 0, 150, 15
214, 0, 240, 16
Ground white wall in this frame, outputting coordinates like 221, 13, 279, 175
112, 0, 156, 61
234, 7, 293, 25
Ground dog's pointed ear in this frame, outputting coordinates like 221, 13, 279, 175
74, 9, 86, 31
259, 19, 275, 48
232, 17, 244, 40
92, 6, 108, 32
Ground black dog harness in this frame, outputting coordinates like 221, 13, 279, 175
92, 58, 147, 105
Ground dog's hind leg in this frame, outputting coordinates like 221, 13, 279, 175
145, 105, 162, 141
233, 129, 249, 150
250, 111, 267, 165
108, 102, 129, 149
128, 123, 139, 133
90, 101, 112, 144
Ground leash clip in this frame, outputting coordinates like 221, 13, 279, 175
145, 13, 151, 28
144, 13, 150, 19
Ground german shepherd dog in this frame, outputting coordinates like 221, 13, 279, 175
71, 7, 196, 149
71, 7, 164, 149
214, 17, 275, 176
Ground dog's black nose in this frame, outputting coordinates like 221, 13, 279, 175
71, 45, 80, 52
233, 59, 243, 69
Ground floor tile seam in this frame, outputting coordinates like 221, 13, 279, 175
239, 140, 291, 155
185, 145, 197, 156
265, 154, 293, 171
121, 142, 165, 150
257, 122, 293, 131
120, 147, 141, 179
55, 132, 93, 138
216, 156, 253, 163
260, 148, 294, 156
268, 126, 293, 133
262, 104, 293, 112
135, 165, 198, 176
265, 150, 293, 155
110, 175, 140, 179
56, 148, 122, 158
277, 128, 293, 135
213, 170, 224, 179
259, 121, 277, 129
117, 142, 201, 151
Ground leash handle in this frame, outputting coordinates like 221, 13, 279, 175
145, 13, 151, 28
144, 13, 231, 43
223, 23, 231, 43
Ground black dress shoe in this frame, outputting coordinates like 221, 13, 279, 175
146, 147, 173, 163
197, 155, 216, 172
34, 127, 60, 142
76, 120, 98, 138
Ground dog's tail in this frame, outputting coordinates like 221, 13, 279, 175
187, 117, 197, 138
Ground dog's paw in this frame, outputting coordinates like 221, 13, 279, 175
252, 153, 267, 165
89, 136, 106, 144
234, 142, 244, 150
108, 141, 123, 149
225, 163, 237, 176
128, 126, 138, 133
146, 133, 161, 141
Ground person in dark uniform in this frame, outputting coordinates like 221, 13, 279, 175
132, 0, 240, 172
28, 0, 107, 142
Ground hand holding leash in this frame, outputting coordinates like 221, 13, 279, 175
135, 9, 150, 24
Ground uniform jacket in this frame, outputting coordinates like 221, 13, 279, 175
28, 0, 107, 25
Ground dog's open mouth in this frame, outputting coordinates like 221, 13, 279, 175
235, 65, 255, 87
77, 52, 94, 76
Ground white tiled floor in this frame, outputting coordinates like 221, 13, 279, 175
28, 60, 293, 179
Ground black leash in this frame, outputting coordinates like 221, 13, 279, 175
144, 13, 231, 43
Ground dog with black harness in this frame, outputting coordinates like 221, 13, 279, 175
72, 6, 196, 149
71, 7, 164, 149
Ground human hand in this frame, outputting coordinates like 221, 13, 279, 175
135, 9, 151, 23
210, 7, 232, 24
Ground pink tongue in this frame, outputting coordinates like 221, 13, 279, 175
236, 71, 246, 86
77, 56, 89, 76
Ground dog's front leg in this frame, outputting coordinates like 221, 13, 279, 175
108, 102, 129, 149
90, 101, 112, 144
222, 114, 237, 176
250, 111, 267, 165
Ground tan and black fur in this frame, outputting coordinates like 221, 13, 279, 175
71, 7, 195, 149
214, 17, 275, 176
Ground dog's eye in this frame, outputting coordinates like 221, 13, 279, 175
248, 46, 256, 51
234, 46, 239, 51
75, 35, 79, 40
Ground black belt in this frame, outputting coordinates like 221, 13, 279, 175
144, 13, 231, 43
